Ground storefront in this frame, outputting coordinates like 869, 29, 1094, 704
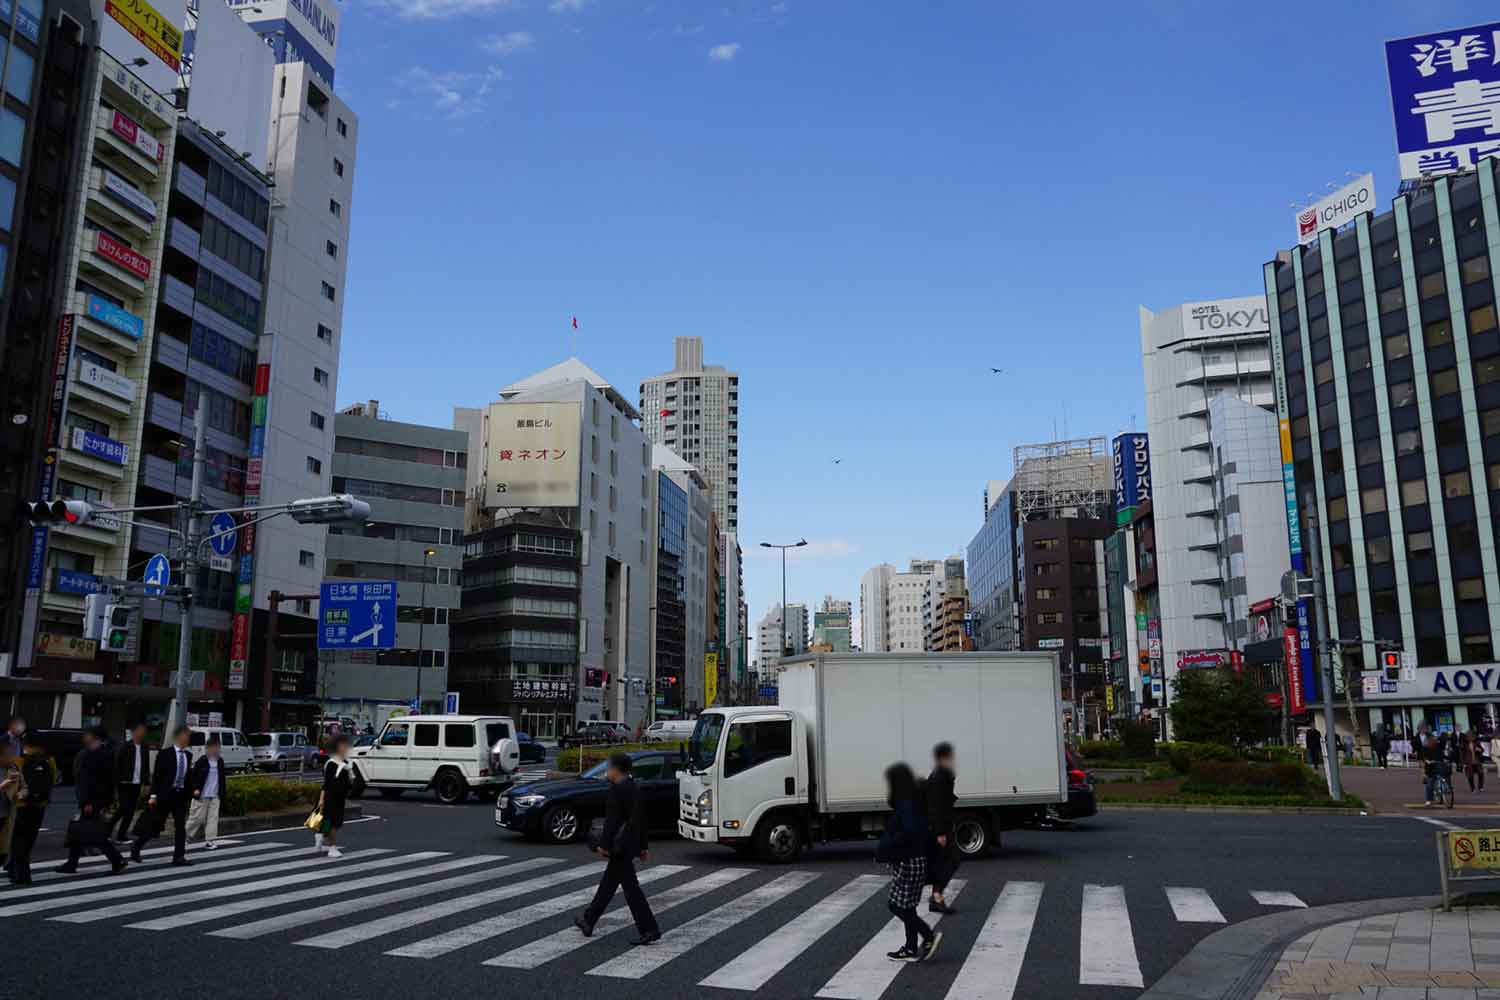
1354, 664, 1500, 739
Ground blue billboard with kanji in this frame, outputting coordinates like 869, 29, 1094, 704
1386, 22, 1500, 181
318, 580, 396, 649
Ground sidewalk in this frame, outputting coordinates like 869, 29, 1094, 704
1256, 907, 1500, 999
1339, 765, 1500, 814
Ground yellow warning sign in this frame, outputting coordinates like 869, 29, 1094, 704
1447, 830, 1500, 871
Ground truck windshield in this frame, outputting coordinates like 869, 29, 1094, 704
688, 714, 725, 771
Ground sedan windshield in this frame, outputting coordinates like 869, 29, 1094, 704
688, 714, 725, 771
583, 760, 610, 779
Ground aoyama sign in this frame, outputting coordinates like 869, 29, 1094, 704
1361, 663, 1500, 702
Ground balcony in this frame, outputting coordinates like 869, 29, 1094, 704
68, 358, 136, 417
174, 162, 206, 204
146, 391, 184, 432
85, 166, 156, 241
72, 292, 144, 355
93, 107, 162, 183
167, 217, 200, 259
161, 274, 195, 318
1181, 432, 1211, 452
140, 454, 179, 494
154, 333, 188, 375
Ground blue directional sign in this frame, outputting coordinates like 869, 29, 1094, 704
318, 580, 397, 650
208, 512, 237, 557
143, 553, 171, 596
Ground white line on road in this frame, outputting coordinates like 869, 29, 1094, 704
485, 867, 756, 969
387, 865, 687, 959
1411, 815, 1460, 830
700, 874, 887, 992
940, 881, 1042, 1000
1251, 890, 1307, 908
817, 880, 967, 1000
16, 840, 275, 885
210, 857, 563, 940
1164, 886, 1226, 923
1079, 884, 1143, 988
587, 870, 822, 981
205, 814, 383, 838
296, 860, 605, 950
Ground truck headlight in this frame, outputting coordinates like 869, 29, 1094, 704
696, 789, 712, 823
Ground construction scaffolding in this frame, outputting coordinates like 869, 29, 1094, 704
1011, 436, 1113, 522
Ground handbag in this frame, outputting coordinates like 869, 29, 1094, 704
586, 817, 606, 851
304, 808, 324, 832
66, 812, 110, 847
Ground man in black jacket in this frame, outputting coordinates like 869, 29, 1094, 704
111, 722, 149, 843
132, 725, 193, 865
926, 742, 959, 914
57, 728, 126, 874
574, 753, 659, 945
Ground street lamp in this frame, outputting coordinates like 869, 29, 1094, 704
760, 539, 807, 700
415, 547, 435, 709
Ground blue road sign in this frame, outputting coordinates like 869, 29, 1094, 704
318, 580, 397, 650
443, 691, 460, 714
208, 512, 237, 557
143, 553, 171, 596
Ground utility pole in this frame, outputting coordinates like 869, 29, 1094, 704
415, 547, 434, 708
1305, 513, 1343, 801
172, 390, 208, 732
759, 539, 806, 705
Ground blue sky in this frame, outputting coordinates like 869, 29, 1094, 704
329, 0, 1491, 643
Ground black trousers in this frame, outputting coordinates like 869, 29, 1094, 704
67, 832, 122, 868
888, 899, 933, 950
930, 839, 960, 894
584, 856, 659, 934
111, 784, 143, 840
9, 806, 45, 882
135, 790, 189, 859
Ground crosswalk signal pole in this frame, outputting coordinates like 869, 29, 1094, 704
172, 390, 208, 732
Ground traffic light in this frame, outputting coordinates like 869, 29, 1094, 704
1382, 650, 1401, 681
26, 499, 95, 525
103, 603, 131, 652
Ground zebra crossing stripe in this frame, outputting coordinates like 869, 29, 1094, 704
0, 847, 330, 916
816, 881, 967, 1000
51, 851, 415, 924
125, 854, 499, 931
385, 865, 688, 960
210, 857, 565, 941
485, 867, 757, 969
296, 860, 608, 950
1079, 884, 1143, 988
700, 874, 887, 992
941, 881, 1041, 1000
22, 840, 254, 881
1, 842, 286, 898
587, 870, 822, 981
1165, 887, 1226, 923
1251, 890, 1306, 908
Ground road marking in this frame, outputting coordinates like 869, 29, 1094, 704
587, 870, 821, 980
50, 850, 407, 923
200, 814, 382, 837
15, 840, 276, 885
941, 881, 1042, 1000
1251, 890, 1307, 908
1412, 815, 1460, 830
296, 860, 605, 950
386, 865, 687, 959
1079, 884, 1143, 988
0, 847, 317, 914
817, 880, 967, 1000
210, 857, 563, 940
125, 854, 497, 930
486, 867, 756, 969
1165, 886, 1226, 923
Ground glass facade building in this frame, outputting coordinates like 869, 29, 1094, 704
654, 470, 688, 713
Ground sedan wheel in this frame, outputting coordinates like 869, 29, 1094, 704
543, 805, 581, 843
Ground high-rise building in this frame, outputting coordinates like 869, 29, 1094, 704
639, 336, 740, 533
754, 601, 808, 674
650, 445, 710, 715
859, 563, 894, 653
812, 595, 851, 652
859, 559, 958, 652
722, 529, 745, 699
1140, 297, 1275, 709
967, 482, 1019, 651
922, 558, 966, 650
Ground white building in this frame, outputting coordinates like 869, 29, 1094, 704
1140, 296, 1275, 703
755, 605, 783, 674
859, 564, 894, 653
859, 559, 955, 652
639, 336, 740, 533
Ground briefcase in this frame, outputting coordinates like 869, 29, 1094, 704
586, 817, 606, 851
66, 813, 110, 847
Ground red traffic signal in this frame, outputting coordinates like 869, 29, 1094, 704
26, 499, 95, 525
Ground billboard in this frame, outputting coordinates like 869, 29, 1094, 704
104, 0, 183, 72
1295, 174, 1376, 246
704, 652, 719, 706
485, 402, 581, 508
1111, 432, 1151, 521
227, 0, 339, 86
1385, 22, 1500, 181
1180, 296, 1269, 337
184, 0, 274, 160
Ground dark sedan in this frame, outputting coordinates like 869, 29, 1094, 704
495, 750, 683, 844
516, 732, 547, 765
1058, 749, 1098, 820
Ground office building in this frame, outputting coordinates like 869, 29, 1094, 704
858, 563, 894, 653
859, 558, 958, 653
812, 596, 852, 652
453, 358, 653, 732
321, 401, 466, 726
639, 336, 739, 532
722, 529, 746, 700
754, 601, 807, 675
650, 445, 710, 715
923, 559, 967, 651
967, 483, 1019, 651
1266, 165, 1500, 737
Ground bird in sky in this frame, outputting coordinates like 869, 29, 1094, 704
990, 367, 1005, 374
832, 458, 842, 464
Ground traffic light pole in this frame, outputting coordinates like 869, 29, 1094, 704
171, 391, 208, 732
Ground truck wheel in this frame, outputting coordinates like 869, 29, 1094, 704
953, 813, 991, 857
755, 814, 802, 863
434, 770, 469, 805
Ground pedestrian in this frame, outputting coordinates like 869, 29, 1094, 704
925, 741, 959, 915
0, 716, 24, 761
315, 734, 353, 857
0, 715, 25, 872
57, 728, 126, 875
573, 752, 660, 945
878, 762, 941, 963
8, 734, 57, 885
111, 722, 149, 843
1306, 725, 1323, 770
1463, 730, 1487, 793
185, 736, 226, 850
1373, 725, 1391, 769
132, 725, 193, 865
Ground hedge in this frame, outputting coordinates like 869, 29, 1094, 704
1181, 761, 1313, 796
221, 776, 322, 817
554, 742, 661, 772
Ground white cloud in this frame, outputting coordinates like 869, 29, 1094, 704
399, 65, 506, 119
373, 0, 515, 19
708, 42, 741, 62
770, 1, 788, 12
483, 30, 535, 55
549, 0, 585, 11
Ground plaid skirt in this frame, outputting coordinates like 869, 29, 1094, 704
887, 857, 927, 911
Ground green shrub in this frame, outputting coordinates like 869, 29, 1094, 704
1239, 745, 1303, 765
1076, 739, 1123, 761
554, 742, 659, 772
1182, 761, 1312, 796
221, 776, 321, 817
1118, 719, 1157, 760
1164, 741, 1238, 774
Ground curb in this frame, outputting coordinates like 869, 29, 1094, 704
1140, 894, 1440, 1000
1100, 803, 1367, 816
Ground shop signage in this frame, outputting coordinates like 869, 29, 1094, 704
1284, 628, 1305, 713
85, 295, 144, 339
71, 427, 129, 465
1111, 432, 1152, 520
93, 231, 151, 279
109, 110, 165, 163
1037, 638, 1065, 649
1295, 173, 1375, 245
1179, 650, 1228, 669
54, 569, 105, 595
36, 633, 97, 660
1385, 21, 1500, 181
70, 671, 105, 684
76, 360, 136, 402
502, 678, 578, 703
104, 0, 182, 71
100, 169, 157, 221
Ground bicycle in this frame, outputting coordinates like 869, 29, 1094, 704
1429, 769, 1456, 809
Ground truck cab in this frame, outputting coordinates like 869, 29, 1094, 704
677, 707, 811, 861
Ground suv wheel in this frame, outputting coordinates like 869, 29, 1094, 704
434, 769, 468, 805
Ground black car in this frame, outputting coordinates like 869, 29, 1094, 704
516, 732, 547, 765
1057, 749, 1098, 820
495, 750, 682, 844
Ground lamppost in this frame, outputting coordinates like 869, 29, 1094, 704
760, 539, 806, 699
415, 547, 435, 708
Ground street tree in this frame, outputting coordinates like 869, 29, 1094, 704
1168, 667, 1274, 747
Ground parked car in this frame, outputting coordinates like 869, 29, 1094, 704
643, 719, 696, 744
1057, 748, 1098, 820
187, 727, 254, 773
349, 715, 520, 804
496, 749, 684, 844
557, 721, 631, 749
248, 731, 316, 770
28, 729, 86, 784
352, 733, 377, 749
515, 732, 547, 765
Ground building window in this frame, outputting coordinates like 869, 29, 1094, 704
310, 411, 325, 430
307, 456, 322, 475
1366, 536, 1392, 565
336, 117, 347, 137
321, 281, 336, 301
608, 520, 616, 548
333, 157, 344, 177
1444, 471, 1473, 498
1408, 530, 1434, 554
1389, 381, 1416, 408
4, 47, 33, 104
329, 198, 341, 218
1400, 479, 1427, 506
326, 240, 338, 259
1360, 486, 1387, 514
1036, 612, 1062, 625
317, 323, 333, 343
1424, 319, 1453, 348
608, 484, 616, 511
314, 367, 329, 387
1471, 305, 1498, 336
0, 109, 22, 167
299, 550, 315, 567
1432, 368, 1460, 397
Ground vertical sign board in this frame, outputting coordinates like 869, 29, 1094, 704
1385, 22, 1500, 182
704, 652, 719, 707
1111, 432, 1152, 525
227, 361, 270, 690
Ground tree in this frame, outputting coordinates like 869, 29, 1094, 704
1168, 667, 1274, 747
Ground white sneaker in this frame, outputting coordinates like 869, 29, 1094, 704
314, 833, 324, 851
327, 847, 343, 859
204, 841, 218, 851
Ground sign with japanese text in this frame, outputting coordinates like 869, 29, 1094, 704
76, 359, 135, 402
109, 110, 165, 163
704, 652, 719, 706
85, 295, 144, 340
1295, 174, 1375, 246
36, 633, 98, 660
318, 581, 396, 649
104, 0, 182, 72
1447, 829, 1500, 871
71, 428, 129, 465
93, 231, 151, 280
100, 169, 158, 221
1385, 22, 1500, 181
54, 569, 106, 595
485, 401, 581, 508
1111, 432, 1151, 521
501, 678, 578, 703
1284, 628, 1305, 714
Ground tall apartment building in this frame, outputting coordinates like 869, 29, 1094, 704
639, 336, 739, 532
859, 563, 894, 653
812, 595, 851, 651
650, 445, 710, 715
922, 558, 966, 650
1140, 297, 1275, 702
754, 601, 808, 674
859, 559, 957, 652
322, 401, 466, 726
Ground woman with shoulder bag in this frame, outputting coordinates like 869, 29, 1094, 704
316, 735, 352, 857
877, 762, 941, 963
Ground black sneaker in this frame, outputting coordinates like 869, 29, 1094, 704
573, 916, 594, 937
129, 846, 142, 863
634, 931, 661, 946
172, 857, 192, 867
54, 864, 77, 875
110, 860, 128, 875
919, 931, 944, 963
886, 947, 920, 962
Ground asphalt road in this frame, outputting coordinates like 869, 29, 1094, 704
2, 794, 1455, 1000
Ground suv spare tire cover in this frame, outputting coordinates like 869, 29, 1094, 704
491, 738, 520, 774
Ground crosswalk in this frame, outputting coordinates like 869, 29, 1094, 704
3, 840, 1312, 997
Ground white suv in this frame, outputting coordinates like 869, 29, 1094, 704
350, 715, 520, 804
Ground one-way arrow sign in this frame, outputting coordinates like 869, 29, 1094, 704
317, 580, 396, 650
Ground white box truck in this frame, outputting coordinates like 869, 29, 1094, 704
677, 652, 1067, 862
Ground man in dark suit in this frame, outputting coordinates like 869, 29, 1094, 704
132, 725, 193, 865
111, 722, 149, 843
56, 728, 126, 874
925, 741, 959, 914
574, 753, 659, 945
